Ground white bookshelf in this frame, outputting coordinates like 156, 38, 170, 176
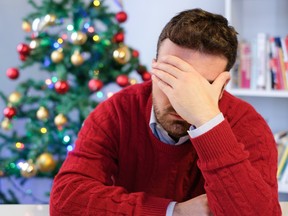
224, 0, 288, 195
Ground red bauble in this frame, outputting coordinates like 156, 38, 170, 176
142, 71, 151, 81
19, 54, 27, 61
115, 11, 128, 23
6, 68, 20, 79
54, 80, 70, 94
113, 32, 124, 43
17, 43, 30, 56
3, 107, 17, 119
88, 79, 103, 92
132, 50, 139, 58
116, 75, 129, 87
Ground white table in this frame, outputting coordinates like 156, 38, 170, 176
0, 203, 287, 215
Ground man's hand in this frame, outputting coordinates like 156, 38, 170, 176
151, 55, 230, 128
173, 194, 212, 216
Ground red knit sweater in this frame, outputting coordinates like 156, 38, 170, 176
50, 81, 281, 216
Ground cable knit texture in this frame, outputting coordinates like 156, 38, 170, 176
50, 81, 281, 216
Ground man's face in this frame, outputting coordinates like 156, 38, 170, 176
152, 39, 228, 140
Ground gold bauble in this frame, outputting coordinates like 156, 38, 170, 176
8, 92, 22, 104
1, 118, 12, 130
44, 14, 57, 26
20, 161, 37, 178
71, 51, 84, 66
71, 31, 88, 45
54, 113, 68, 127
36, 106, 49, 121
51, 49, 64, 63
22, 21, 31, 32
36, 152, 56, 172
113, 46, 131, 65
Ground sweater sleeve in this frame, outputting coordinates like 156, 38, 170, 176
190, 107, 282, 216
49, 101, 171, 216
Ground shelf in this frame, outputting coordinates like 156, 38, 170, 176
227, 89, 288, 98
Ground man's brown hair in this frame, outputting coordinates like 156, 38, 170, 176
156, 8, 238, 71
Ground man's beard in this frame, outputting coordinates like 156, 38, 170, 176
153, 103, 190, 140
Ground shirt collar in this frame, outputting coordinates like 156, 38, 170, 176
149, 106, 189, 145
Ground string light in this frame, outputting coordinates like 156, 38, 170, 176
67, 145, 73, 151
15, 142, 25, 150
93, 34, 100, 42
40, 127, 47, 134
93, 0, 101, 7
51, 77, 58, 83
96, 91, 104, 98
67, 24, 74, 31
63, 135, 71, 143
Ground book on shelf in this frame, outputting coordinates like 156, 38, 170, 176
275, 131, 288, 181
231, 34, 288, 91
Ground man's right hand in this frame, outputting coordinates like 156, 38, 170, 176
173, 194, 213, 216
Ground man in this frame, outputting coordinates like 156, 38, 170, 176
50, 8, 281, 216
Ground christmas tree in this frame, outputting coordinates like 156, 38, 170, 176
0, 0, 150, 203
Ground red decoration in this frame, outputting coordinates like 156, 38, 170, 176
6, 68, 20, 79
17, 43, 30, 56
54, 80, 70, 94
19, 54, 27, 61
142, 71, 151, 81
116, 75, 129, 87
132, 50, 139, 58
115, 11, 128, 23
88, 79, 103, 92
113, 32, 124, 43
3, 107, 17, 119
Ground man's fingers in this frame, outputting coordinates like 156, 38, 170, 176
212, 72, 230, 94
151, 68, 176, 87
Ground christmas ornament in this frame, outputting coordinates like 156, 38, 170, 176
3, 107, 17, 119
115, 11, 127, 23
71, 31, 88, 45
54, 80, 70, 94
8, 92, 22, 104
88, 79, 103, 92
20, 161, 37, 178
17, 43, 30, 56
113, 46, 131, 65
54, 113, 68, 127
44, 14, 57, 26
1, 118, 12, 130
51, 49, 64, 63
141, 71, 151, 81
36, 153, 56, 172
132, 50, 139, 58
19, 54, 27, 61
113, 32, 124, 43
22, 21, 31, 32
36, 106, 49, 121
6, 68, 19, 79
71, 50, 84, 66
116, 74, 129, 87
